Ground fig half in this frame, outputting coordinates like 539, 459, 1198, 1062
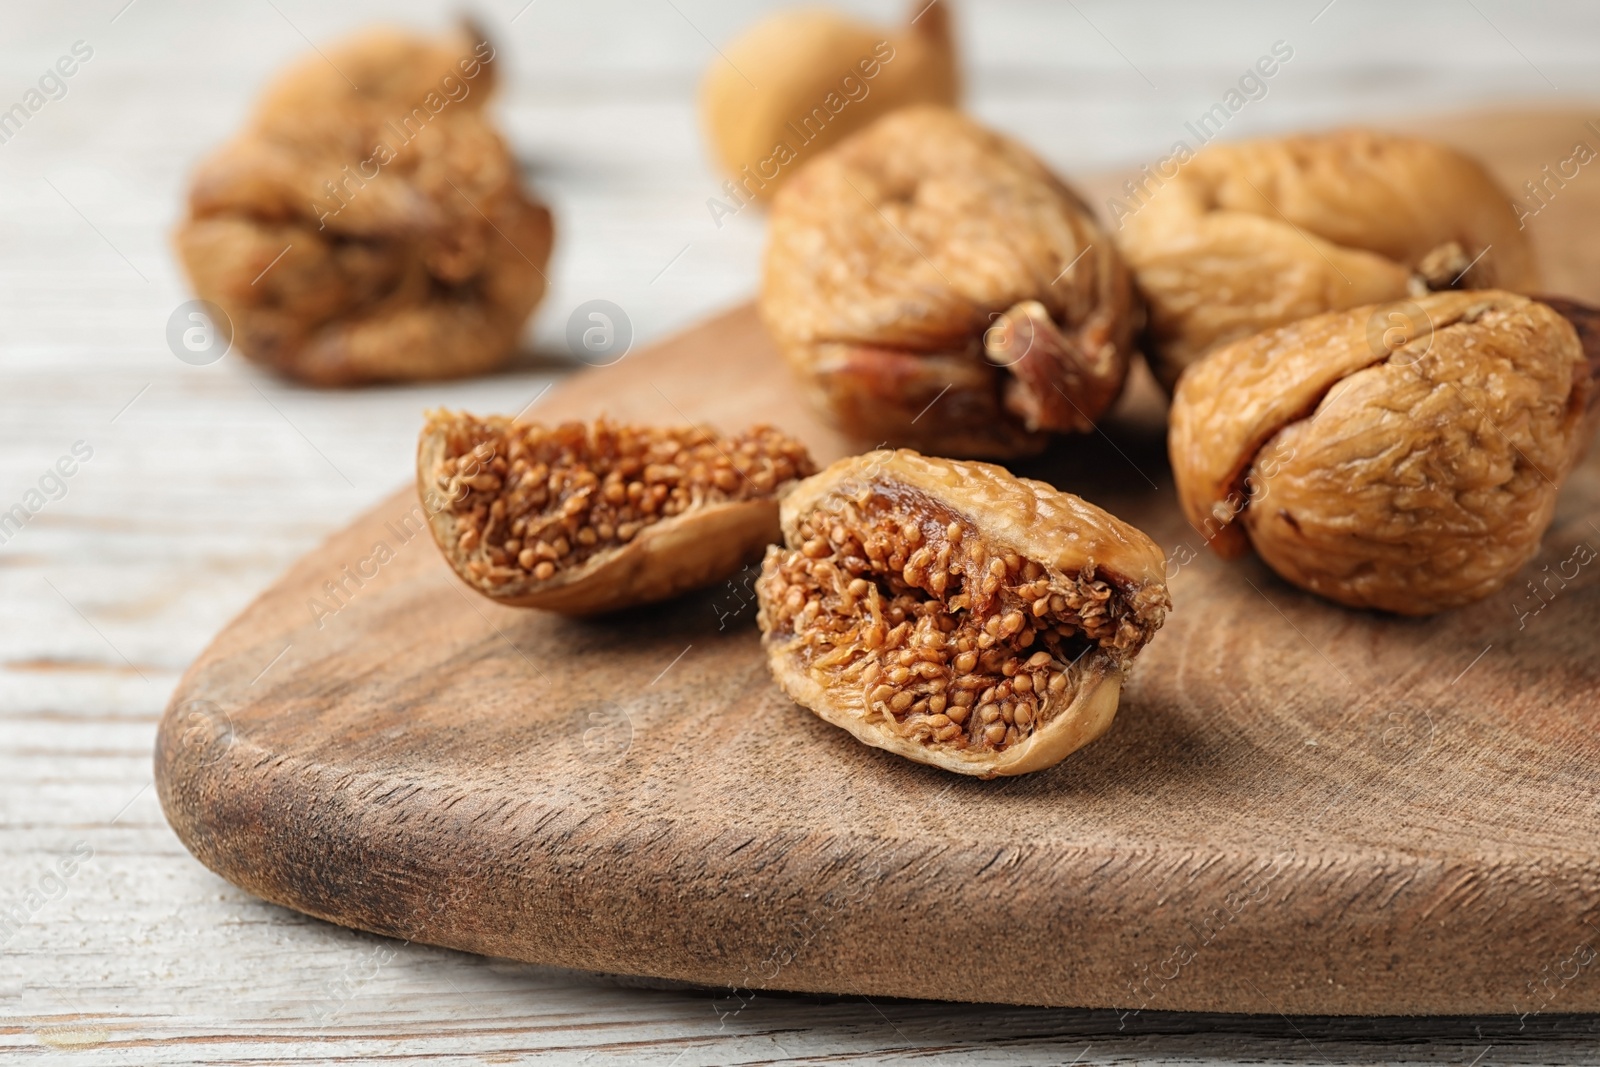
419, 413, 815, 614
756, 450, 1170, 777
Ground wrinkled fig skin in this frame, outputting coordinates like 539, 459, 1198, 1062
175, 26, 553, 386
419, 414, 816, 616
1539, 295, 1600, 415
699, 0, 958, 203
1121, 129, 1538, 391
1170, 291, 1597, 615
761, 106, 1139, 458
756, 450, 1170, 777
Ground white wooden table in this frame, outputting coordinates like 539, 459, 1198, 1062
5, 1, 1600, 1062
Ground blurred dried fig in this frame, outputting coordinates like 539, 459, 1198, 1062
761, 106, 1138, 458
700, 0, 958, 207
419, 413, 815, 615
1169, 291, 1597, 614
757, 450, 1169, 777
175, 24, 553, 385
1119, 129, 1538, 390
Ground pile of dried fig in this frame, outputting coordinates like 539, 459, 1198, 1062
149, 2, 1600, 798
175, 24, 553, 385
1119, 129, 1538, 390
761, 105, 1138, 458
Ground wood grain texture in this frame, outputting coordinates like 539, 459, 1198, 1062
156, 107, 1600, 1018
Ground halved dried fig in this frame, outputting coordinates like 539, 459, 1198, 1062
761, 106, 1139, 458
1169, 291, 1598, 614
1118, 129, 1538, 390
419, 413, 816, 614
756, 450, 1169, 777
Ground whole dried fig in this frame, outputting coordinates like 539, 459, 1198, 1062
700, 0, 958, 205
756, 450, 1169, 777
761, 106, 1138, 458
1119, 129, 1538, 390
420, 413, 815, 614
175, 25, 553, 385
1169, 291, 1598, 614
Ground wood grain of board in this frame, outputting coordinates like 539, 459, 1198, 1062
155, 109, 1600, 1018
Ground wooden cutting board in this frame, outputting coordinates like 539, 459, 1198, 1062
156, 110, 1600, 1016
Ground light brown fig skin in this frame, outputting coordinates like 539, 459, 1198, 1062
699, 0, 959, 203
757, 450, 1170, 777
174, 25, 553, 386
418, 414, 815, 616
761, 106, 1139, 458
1169, 291, 1596, 615
1120, 129, 1538, 391
1538, 295, 1600, 444
771, 646, 1126, 779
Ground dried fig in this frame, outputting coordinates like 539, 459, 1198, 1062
1169, 291, 1598, 614
700, 0, 958, 205
1118, 129, 1538, 390
761, 106, 1138, 458
419, 413, 816, 614
175, 24, 553, 385
756, 450, 1169, 777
